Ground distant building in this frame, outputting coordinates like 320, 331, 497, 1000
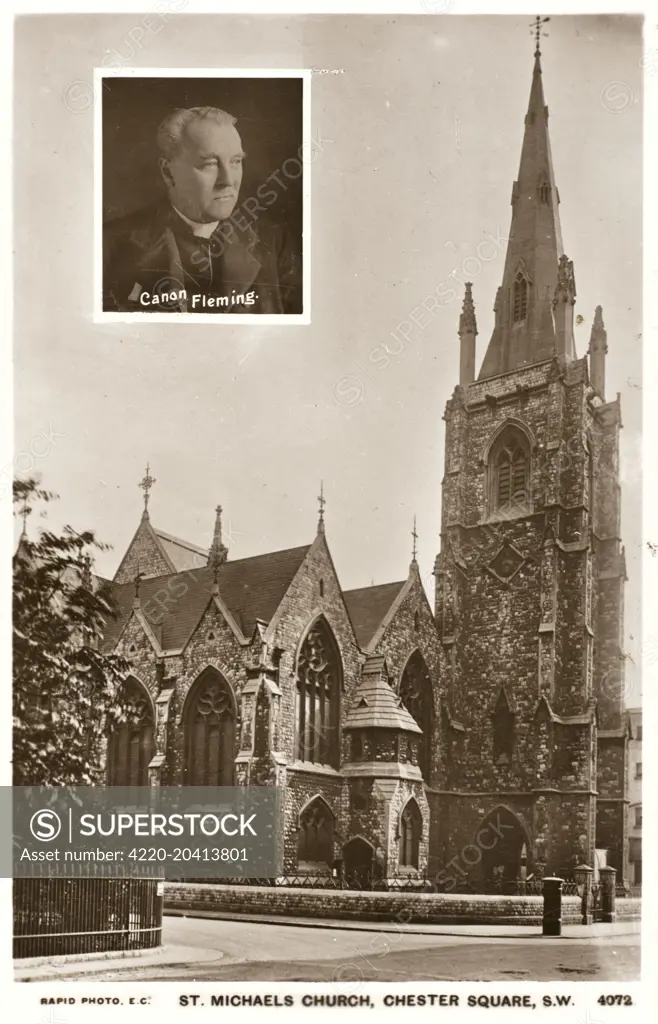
627, 707, 642, 886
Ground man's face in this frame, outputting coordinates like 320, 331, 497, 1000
162, 118, 244, 223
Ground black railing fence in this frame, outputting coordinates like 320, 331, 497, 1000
13, 877, 163, 959
188, 874, 584, 895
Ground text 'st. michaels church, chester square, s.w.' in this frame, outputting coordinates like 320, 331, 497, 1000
89, 42, 629, 888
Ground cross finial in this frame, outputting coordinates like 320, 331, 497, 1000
411, 515, 418, 563
530, 15, 550, 57
318, 481, 326, 533
139, 463, 156, 517
208, 503, 229, 574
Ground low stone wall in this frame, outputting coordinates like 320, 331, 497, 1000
165, 883, 582, 927
614, 898, 641, 921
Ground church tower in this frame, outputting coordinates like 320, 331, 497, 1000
433, 34, 628, 883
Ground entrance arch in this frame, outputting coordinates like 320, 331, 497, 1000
343, 837, 375, 889
475, 805, 530, 883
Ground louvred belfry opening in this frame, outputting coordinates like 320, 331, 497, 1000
489, 426, 531, 514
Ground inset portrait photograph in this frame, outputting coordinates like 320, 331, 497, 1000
95, 70, 309, 322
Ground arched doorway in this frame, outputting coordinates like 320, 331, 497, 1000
476, 806, 529, 883
343, 837, 375, 889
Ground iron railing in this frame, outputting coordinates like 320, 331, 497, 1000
194, 875, 583, 895
13, 877, 163, 959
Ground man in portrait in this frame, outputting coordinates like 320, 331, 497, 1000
103, 105, 302, 314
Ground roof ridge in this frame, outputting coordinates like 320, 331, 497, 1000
110, 542, 314, 590
343, 580, 406, 597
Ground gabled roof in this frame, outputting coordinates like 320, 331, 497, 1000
343, 581, 406, 649
103, 544, 311, 652
113, 515, 176, 583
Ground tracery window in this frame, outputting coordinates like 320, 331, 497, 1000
295, 618, 341, 767
399, 799, 422, 868
399, 651, 433, 782
184, 668, 235, 786
297, 797, 335, 867
490, 427, 530, 513
107, 677, 154, 787
512, 273, 528, 323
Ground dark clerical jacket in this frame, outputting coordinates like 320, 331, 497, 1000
103, 202, 302, 314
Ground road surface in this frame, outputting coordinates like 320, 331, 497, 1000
72, 915, 640, 982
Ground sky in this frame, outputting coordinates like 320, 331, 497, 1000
13, 13, 643, 691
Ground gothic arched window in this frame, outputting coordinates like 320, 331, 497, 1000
399, 651, 433, 782
184, 668, 235, 786
538, 181, 550, 204
492, 688, 515, 764
512, 273, 528, 323
490, 427, 530, 513
297, 797, 335, 868
399, 799, 422, 868
295, 618, 341, 767
107, 677, 154, 786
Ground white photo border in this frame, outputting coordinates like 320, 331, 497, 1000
92, 66, 312, 325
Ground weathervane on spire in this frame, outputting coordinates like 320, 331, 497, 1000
139, 463, 156, 516
530, 15, 550, 57
318, 481, 326, 533
411, 515, 418, 563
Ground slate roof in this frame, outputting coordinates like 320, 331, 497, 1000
342, 581, 406, 648
102, 544, 311, 651
344, 656, 421, 733
155, 529, 208, 572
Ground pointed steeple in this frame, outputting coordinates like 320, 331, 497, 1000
588, 305, 608, 399
478, 36, 575, 379
459, 283, 478, 385
207, 504, 229, 569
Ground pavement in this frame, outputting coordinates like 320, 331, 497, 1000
163, 906, 640, 939
15, 912, 641, 983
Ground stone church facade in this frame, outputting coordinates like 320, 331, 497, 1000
99, 44, 629, 884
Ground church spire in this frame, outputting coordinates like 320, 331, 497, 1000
207, 504, 229, 569
478, 24, 575, 379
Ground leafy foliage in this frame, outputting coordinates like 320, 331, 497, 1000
13, 478, 133, 785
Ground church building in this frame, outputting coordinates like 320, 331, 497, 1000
99, 39, 629, 885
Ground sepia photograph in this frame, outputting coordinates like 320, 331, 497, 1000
9, 5, 649, 1011
97, 69, 308, 320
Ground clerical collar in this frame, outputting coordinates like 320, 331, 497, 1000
172, 205, 219, 239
